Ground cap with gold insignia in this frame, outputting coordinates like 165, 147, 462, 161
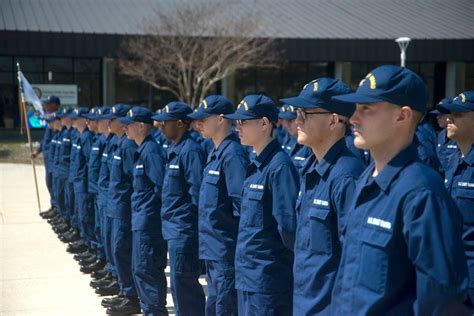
57, 107, 74, 118
224, 94, 278, 123
151, 101, 193, 121
118, 106, 154, 125
280, 77, 353, 117
187, 95, 234, 120
332, 65, 427, 114
438, 91, 474, 113
67, 107, 89, 119
278, 104, 297, 120
101, 104, 131, 119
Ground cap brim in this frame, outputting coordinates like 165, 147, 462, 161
118, 116, 134, 125
428, 109, 441, 115
187, 110, 212, 120
278, 112, 297, 120
223, 112, 257, 120
438, 103, 471, 114
280, 96, 325, 109
332, 93, 384, 104
101, 114, 115, 119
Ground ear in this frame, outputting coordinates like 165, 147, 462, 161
328, 113, 339, 129
397, 106, 413, 125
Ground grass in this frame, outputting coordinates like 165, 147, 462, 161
0, 141, 44, 165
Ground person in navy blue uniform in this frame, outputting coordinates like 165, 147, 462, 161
331, 65, 468, 315
224, 95, 300, 316
278, 104, 312, 172
152, 101, 206, 316
119, 106, 169, 316
188, 95, 250, 316
99, 104, 140, 314
54, 107, 78, 242
434, 98, 459, 173
438, 91, 474, 306
34, 96, 61, 219
68, 107, 96, 258
280, 77, 366, 315
93, 106, 122, 298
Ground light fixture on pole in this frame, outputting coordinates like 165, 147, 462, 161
395, 37, 411, 67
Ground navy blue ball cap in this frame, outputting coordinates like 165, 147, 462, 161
187, 95, 234, 120
427, 98, 451, 115
152, 101, 193, 121
57, 107, 74, 118
101, 104, 131, 119
45, 111, 60, 122
438, 91, 474, 113
118, 106, 154, 125
85, 106, 100, 120
46, 95, 61, 105
281, 77, 354, 117
332, 65, 428, 113
278, 104, 297, 120
67, 107, 89, 119
96, 106, 112, 120
224, 94, 278, 123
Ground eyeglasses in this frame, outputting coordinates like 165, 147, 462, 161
296, 108, 332, 120
235, 119, 259, 126
296, 108, 348, 125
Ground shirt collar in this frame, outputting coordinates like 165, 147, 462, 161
169, 131, 191, 156
137, 134, 154, 155
372, 142, 418, 192
463, 144, 474, 166
209, 133, 239, 160
251, 138, 281, 169
314, 137, 347, 177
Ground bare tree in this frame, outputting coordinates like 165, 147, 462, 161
118, 0, 279, 107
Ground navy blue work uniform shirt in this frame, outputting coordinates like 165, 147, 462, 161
235, 138, 299, 293
131, 134, 166, 231
97, 134, 118, 203
70, 129, 94, 192
445, 145, 474, 290
57, 127, 73, 179
107, 135, 137, 219
332, 143, 468, 315
68, 129, 79, 183
161, 132, 205, 241
88, 134, 106, 195
294, 138, 365, 314
198, 133, 249, 261
437, 129, 458, 173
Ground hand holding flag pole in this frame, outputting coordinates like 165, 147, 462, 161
17, 63, 42, 214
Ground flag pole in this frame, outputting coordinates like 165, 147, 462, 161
17, 63, 42, 214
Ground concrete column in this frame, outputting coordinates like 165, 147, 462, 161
334, 62, 351, 84
102, 58, 115, 105
222, 73, 236, 103
445, 62, 466, 97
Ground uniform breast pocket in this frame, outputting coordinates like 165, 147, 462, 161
110, 158, 122, 181
243, 190, 264, 227
202, 175, 220, 208
134, 168, 149, 191
357, 229, 392, 293
166, 169, 182, 194
453, 188, 474, 224
308, 206, 332, 255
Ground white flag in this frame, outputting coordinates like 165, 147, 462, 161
17, 71, 44, 115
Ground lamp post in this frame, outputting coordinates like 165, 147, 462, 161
395, 37, 411, 67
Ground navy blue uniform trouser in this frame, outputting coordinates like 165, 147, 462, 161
111, 217, 137, 297
168, 238, 205, 316
55, 176, 67, 220
92, 195, 105, 259
205, 260, 238, 316
45, 170, 53, 208
103, 214, 117, 278
237, 290, 292, 316
65, 181, 76, 227
75, 191, 96, 247
132, 230, 168, 316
